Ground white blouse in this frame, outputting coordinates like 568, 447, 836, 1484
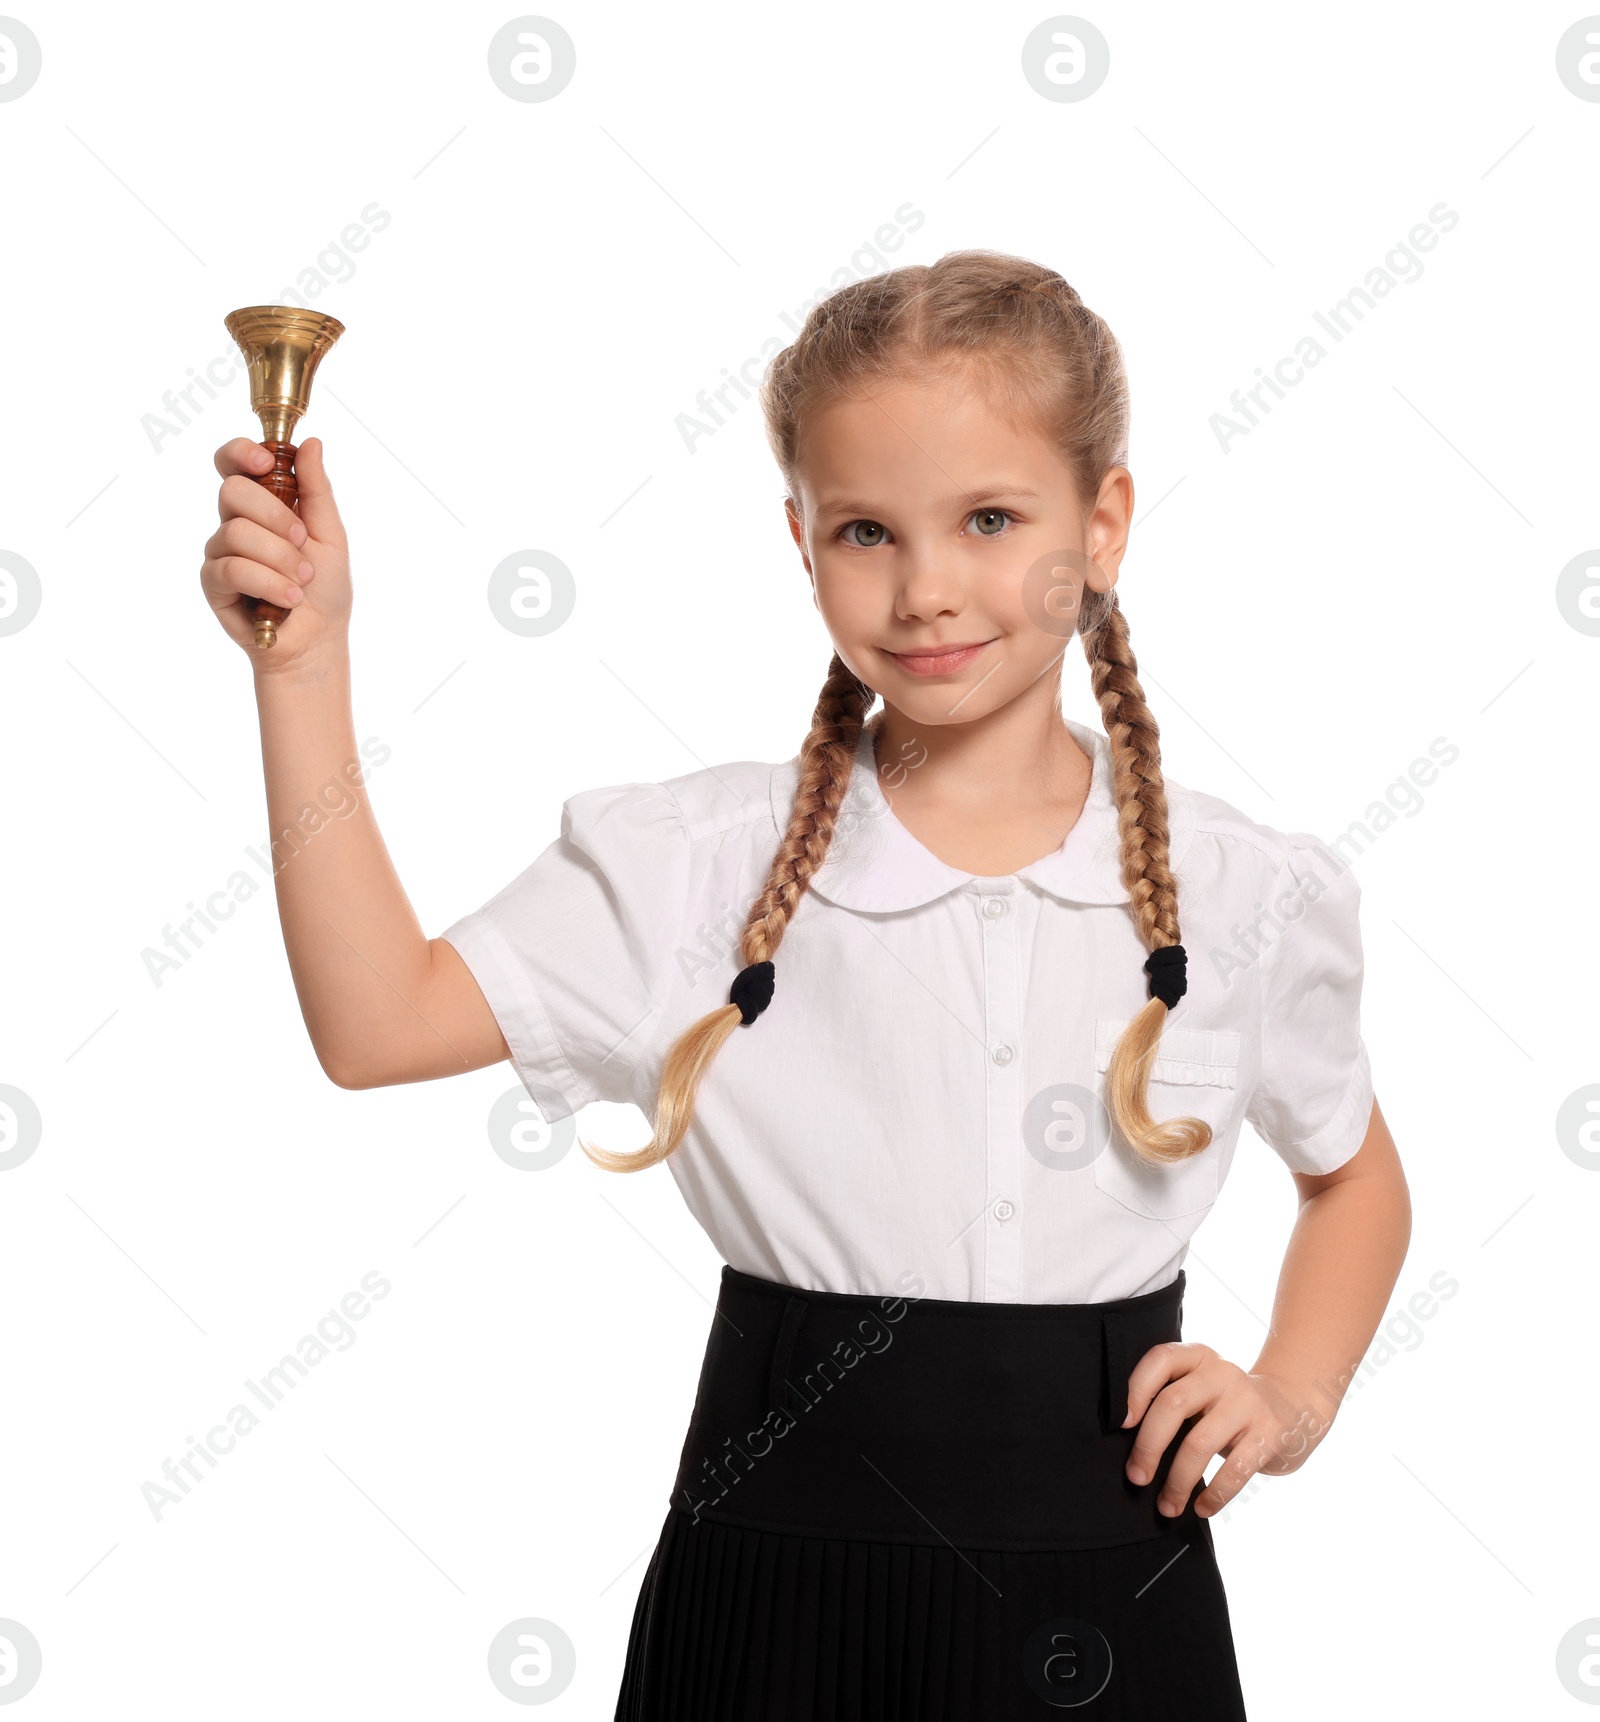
441, 715, 1374, 1304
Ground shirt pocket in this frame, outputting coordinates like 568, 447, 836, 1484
1091, 1016, 1242, 1221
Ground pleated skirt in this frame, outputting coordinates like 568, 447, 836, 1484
614, 1266, 1248, 1721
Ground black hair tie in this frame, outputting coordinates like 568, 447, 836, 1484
729, 961, 776, 1025
1144, 944, 1187, 1009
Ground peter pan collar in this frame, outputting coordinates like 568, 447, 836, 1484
767, 715, 1197, 912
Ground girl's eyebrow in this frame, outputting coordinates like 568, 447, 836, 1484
814, 486, 1041, 519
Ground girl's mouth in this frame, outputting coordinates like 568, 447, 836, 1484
882, 639, 995, 677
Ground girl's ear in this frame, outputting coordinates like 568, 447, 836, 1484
1086, 466, 1133, 591
1084, 555, 1117, 595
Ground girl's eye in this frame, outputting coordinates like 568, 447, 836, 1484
841, 519, 888, 548
967, 507, 1012, 537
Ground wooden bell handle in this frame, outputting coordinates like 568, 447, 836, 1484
246, 440, 298, 648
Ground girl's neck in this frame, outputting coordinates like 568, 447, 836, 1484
870, 690, 1095, 876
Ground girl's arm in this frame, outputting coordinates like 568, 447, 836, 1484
1120, 1097, 1411, 1516
1253, 1097, 1412, 1417
201, 436, 510, 1089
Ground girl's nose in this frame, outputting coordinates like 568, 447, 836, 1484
893, 545, 964, 620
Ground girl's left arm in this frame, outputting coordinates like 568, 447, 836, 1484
1122, 1096, 1412, 1518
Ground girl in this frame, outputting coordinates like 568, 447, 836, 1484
200, 251, 1411, 1720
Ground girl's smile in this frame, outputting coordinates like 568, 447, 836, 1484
881, 637, 997, 676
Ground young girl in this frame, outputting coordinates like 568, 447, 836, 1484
201, 250, 1411, 1720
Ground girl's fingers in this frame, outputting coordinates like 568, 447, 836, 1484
1191, 1434, 1269, 1518
1154, 1409, 1245, 1517
203, 553, 307, 613
1123, 1345, 1217, 1486
291, 438, 344, 543
207, 516, 315, 586
1124, 1384, 1196, 1487
214, 437, 276, 479
217, 472, 306, 543
1121, 1340, 1204, 1431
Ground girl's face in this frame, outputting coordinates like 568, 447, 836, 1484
785, 364, 1132, 729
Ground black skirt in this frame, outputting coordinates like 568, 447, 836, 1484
615, 1266, 1248, 1721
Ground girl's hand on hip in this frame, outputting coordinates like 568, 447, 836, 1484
201, 436, 351, 671
1121, 1342, 1330, 1518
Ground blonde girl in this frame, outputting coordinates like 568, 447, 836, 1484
200, 250, 1411, 1720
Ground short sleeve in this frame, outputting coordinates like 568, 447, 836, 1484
439, 781, 692, 1121
1244, 836, 1375, 1175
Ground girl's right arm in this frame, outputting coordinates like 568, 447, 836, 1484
200, 436, 511, 1089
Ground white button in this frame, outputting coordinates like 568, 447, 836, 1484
982, 896, 1007, 919
991, 1043, 1014, 1067
993, 1199, 1016, 1222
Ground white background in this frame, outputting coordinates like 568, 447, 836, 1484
2, 0, 1598, 1715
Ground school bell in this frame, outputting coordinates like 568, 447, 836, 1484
222, 305, 345, 648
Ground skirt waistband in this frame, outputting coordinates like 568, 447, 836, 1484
669, 1266, 1206, 1552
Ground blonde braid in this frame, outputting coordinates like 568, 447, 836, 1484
1081, 591, 1210, 1164
581, 654, 873, 1172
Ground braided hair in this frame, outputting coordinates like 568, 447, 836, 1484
579, 655, 875, 1173
582, 250, 1209, 1172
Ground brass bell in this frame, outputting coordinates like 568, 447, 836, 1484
223, 306, 344, 648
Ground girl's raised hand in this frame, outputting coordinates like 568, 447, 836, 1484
1121, 1343, 1330, 1519
201, 435, 351, 670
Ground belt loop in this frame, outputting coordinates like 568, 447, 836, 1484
1100, 1309, 1138, 1435
1102, 1275, 1186, 1434
767, 1296, 809, 1417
